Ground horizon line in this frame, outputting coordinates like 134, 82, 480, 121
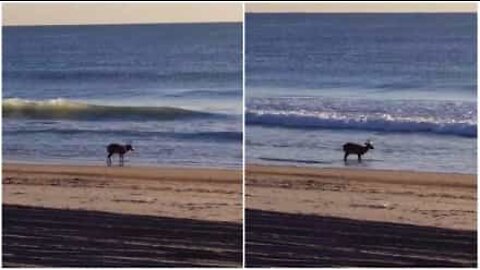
246, 11, 477, 14
2, 20, 243, 27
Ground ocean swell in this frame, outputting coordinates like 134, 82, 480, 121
4, 127, 242, 143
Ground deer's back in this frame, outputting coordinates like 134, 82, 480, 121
107, 143, 126, 154
343, 142, 363, 153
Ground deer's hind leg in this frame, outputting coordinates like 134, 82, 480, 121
358, 154, 362, 162
344, 152, 349, 162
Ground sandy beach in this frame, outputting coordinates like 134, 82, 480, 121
246, 164, 477, 267
3, 163, 242, 267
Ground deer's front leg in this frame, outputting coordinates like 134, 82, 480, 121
107, 154, 112, 167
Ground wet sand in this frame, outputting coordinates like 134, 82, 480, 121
3, 205, 242, 267
246, 164, 477, 267
3, 163, 242, 267
246, 209, 476, 267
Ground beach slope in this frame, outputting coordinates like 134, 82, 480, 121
3, 163, 242, 267
246, 164, 477, 267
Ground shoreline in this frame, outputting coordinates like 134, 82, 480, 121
4, 162, 242, 183
247, 163, 476, 187
3, 158, 241, 171
249, 157, 477, 175
246, 164, 476, 231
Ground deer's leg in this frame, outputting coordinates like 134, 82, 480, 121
358, 154, 362, 162
344, 152, 348, 162
107, 153, 113, 167
120, 154, 124, 167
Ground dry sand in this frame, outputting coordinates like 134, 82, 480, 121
247, 164, 476, 230
246, 164, 477, 267
3, 163, 242, 267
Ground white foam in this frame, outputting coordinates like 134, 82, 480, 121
246, 97, 477, 137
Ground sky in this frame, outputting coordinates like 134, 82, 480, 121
246, 3, 477, 13
4, 3, 476, 26
3, 3, 243, 26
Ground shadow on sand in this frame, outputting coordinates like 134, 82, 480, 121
246, 209, 476, 267
3, 205, 242, 267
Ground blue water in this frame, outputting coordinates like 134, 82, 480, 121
246, 13, 477, 174
3, 23, 242, 168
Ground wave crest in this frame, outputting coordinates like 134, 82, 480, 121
3, 98, 215, 121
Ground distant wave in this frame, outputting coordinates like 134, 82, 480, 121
247, 97, 477, 137
3, 98, 219, 121
4, 69, 241, 83
163, 89, 241, 98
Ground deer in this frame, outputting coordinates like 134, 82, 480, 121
343, 140, 374, 162
106, 143, 134, 167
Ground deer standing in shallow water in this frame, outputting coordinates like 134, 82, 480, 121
106, 143, 134, 167
343, 141, 374, 162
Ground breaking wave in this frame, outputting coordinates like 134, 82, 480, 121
3, 98, 220, 121
247, 97, 477, 137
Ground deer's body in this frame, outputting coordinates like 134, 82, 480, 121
107, 143, 134, 167
343, 142, 374, 162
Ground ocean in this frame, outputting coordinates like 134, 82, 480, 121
3, 23, 242, 168
246, 13, 477, 174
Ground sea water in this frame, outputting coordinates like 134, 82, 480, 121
3, 23, 242, 168
246, 13, 476, 174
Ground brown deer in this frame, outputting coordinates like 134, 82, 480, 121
343, 141, 374, 162
106, 143, 134, 167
